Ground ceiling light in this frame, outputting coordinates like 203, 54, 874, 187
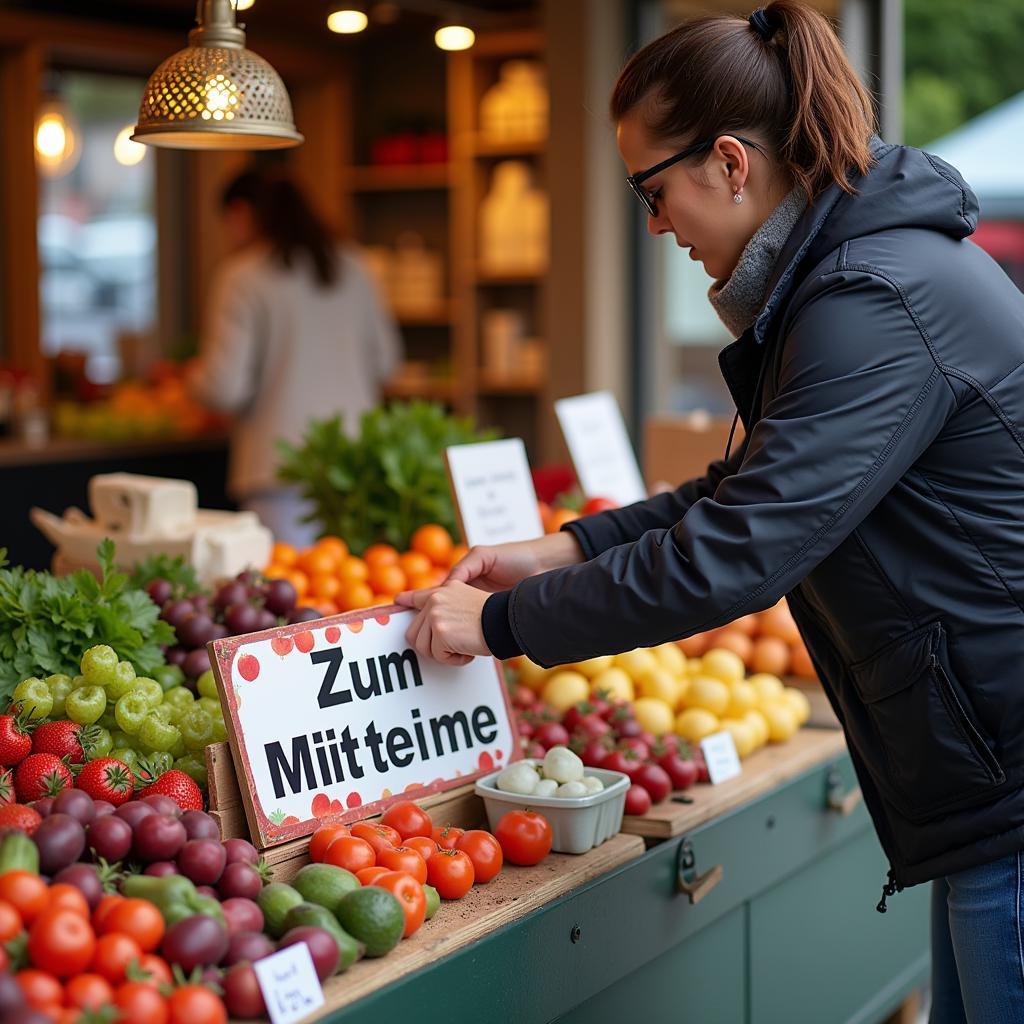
234, 0, 255, 9
35, 102, 80, 177
132, 0, 302, 150
113, 125, 147, 166
327, 9, 368, 34
435, 24, 475, 51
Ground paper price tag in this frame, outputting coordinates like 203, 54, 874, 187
446, 438, 545, 547
700, 731, 742, 785
554, 391, 647, 507
253, 944, 325, 1024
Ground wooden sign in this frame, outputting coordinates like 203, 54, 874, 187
446, 438, 545, 547
210, 607, 520, 849
554, 391, 647, 506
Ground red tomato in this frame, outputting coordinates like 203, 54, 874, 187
15, 969, 63, 1009
310, 824, 351, 863
167, 985, 227, 1024
431, 824, 465, 850
455, 830, 503, 884
426, 848, 474, 900
64, 973, 114, 1010
46, 884, 90, 919
0, 871, 48, 925
372, 871, 426, 938
136, 953, 173, 988
381, 800, 433, 840
28, 909, 96, 978
404, 836, 439, 862
355, 866, 390, 886
581, 496, 618, 515
377, 846, 428, 884
494, 811, 552, 866
92, 893, 124, 933
92, 932, 144, 984
350, 822, 401, 858
102, 898, 165, 953
116, 980, 170, 1024
323, 835, 376, 874
0, 898, 22, 941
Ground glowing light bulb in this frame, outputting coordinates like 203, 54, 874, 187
113, 125, 146, 166
35, 106, 79, 176
435, 24, 475, 51
235, 0, 255, 9
202, 75, 238, 121
35, 115, 67, 159
327, 9, 368, 33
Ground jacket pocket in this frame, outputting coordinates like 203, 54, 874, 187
849, 622, 1004, 820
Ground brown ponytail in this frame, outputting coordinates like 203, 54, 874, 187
610, 1, 876, 199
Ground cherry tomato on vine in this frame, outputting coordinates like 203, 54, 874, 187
426, 848, 474, 899
431, 824, 465, 850
404, 836, 439, 862
377, 846, 428, 884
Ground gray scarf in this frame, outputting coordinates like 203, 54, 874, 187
708, 188, 808, 337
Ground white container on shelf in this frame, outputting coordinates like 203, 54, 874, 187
479, 60, 548, 144
474, 762, 629, 855
479, 161, 548, 275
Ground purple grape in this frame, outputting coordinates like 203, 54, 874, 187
147, 579, 173, 606
236, 570, 257, 586
222, 964, 267, 1020
215, 581, 249, 611
224, 604, 260, 635
223, 838, 259, 866
165, 645, 188, 668
53, 788, 96, 825
142, 794, 181, 817
91, 800, 116, 818
221, 898, 265, 937
263, 579, 297, 617
161, 915, 229, 971
289, 607, 322, 624
196, 885, 219, 899
115, 801, 156, 830
223, 930, 274, 965
180, 810, 221, 841
53, 863, 103, 909
34, 814, 86, 874
191, 594, 212, 614
145, 860, 179, 877
177, 614, 215, 649
255, 608, 277, 631
162, 599, 195, 630
218, 862, 262, 901
133, 814, 187, 863
279, 927, 339, 982
30, 797, 54, 819
87, 814, 133, 862
184, 647, 212, 679
207, 622, 230, 642
177, 838, 226, 885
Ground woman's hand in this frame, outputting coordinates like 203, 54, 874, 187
446, 532, 586, 593
396, 581, 492, 666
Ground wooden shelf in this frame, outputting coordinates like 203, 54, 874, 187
382, 378, 458, 402
477, 371, 542, 395
472, 136, 545, 158
475, 266, 546, 285
349, 164, 450, 192
393, 302, 456, 327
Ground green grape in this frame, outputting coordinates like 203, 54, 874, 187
168, 733, 188, 760
111, 747, 139, 772
153, 665, 185, 692
97, 708, 120, 734
133, 678, 164, 709
196, 670, 219, 701
174, 753, 209, 790
150, 704, 176, 723
105, 661, 137, 701
81, 645, 118, 687
210, 717, 228, 744
44, 674, 75, 718
13, 678, 53, 720
178, 707, 215, 752
139, 714, 182, 753
82, 726, 113, 759
71, 675, 87, 690
140, 751, 174, 780
65, 685, 107, 725
197, 697, 223, 721
163, 687, 195, 715
109, 730, 133, 749
114, 691, 150, 735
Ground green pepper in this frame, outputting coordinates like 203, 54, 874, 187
0, 832, 39, 875
12, 678, 52, 720
44, 674, 75, 718
121, 874, 225, 926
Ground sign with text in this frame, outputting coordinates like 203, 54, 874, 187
555, 391, 647, 507
253, 944, 324, 1024
446, 438, 545, 547
211, 607, 519, 849
700, 732, 742, 785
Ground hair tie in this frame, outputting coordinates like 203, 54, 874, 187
749, 8, 778, 41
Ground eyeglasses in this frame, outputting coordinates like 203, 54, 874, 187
626, 134, 767, 216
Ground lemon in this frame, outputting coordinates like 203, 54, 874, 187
744, 709, 770, 747
614, 648, 659, 681
541, 671, 590, 713
685, 675, 730, 716
721, 717, 758, 758
515, 656, 550, 692
749, 673, 785, 704
782, 687, 812, 725
676, 707, 721, 743
701, 648, 746, 685
590, 667, 635, 704
569, 656, 615, 678
633, 697, 676, 736
637, 668, 680, 707
761, 702, 799, 742
652, 643, 687, 676
674, 676, 691, 710
725, 679, 758, 718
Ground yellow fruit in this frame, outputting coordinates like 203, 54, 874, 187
745, 709, 770, 747
721, 717, 758, 758
685, 675, 730, 717
541, 671, 590, 713
569, 656, 615, 678
749, 673, 785, 704
632, 697, 676, 736
515, 657, 550, 692
637, 668, 680, 707
676, 708, 720, 743
687, 658, 704, 675
782, 687, 812, 725
652, 643, 687, 676
590, 668, 635, 704
701, 648, 746, 685
761, 702, 799, 742
614, 648, 659, 681
674, 676, 691, 710
725, 679, 758, 718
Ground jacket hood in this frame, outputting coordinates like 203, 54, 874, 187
753, 138, 980, 343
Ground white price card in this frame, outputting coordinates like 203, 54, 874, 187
254, 944, 325, 1024
446, 438, 545, 547
554, 391, 647, 506
700, 731, 742, 785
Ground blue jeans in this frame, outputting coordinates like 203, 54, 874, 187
931, 851, 1024, 1023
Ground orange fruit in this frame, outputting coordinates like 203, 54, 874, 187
315, 536, 349, 563
447, 544, 469, 569
406, 572, 439, 592
398, 551, 432, 578
311, 574, 342, 601
340, 582, 374, 611
271, 541, 299, 568
299, 547, 337, 578
339, 557, 370, 584
374, 593, 397, 606
284, 569, 310, 599
317, 600, 339, 616
410, 524, 454, 566
263, 563, 289, 580
364, 544, 400, 568
369, 564, 407, 595
545, 509, 579, 533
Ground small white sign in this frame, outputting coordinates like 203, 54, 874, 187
446, 439, 545, 547
700, 731, 743, 785
253, 944, 325, 1024
554, 391, 647, 506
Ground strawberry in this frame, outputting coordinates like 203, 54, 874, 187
0, 803, 42, 834
0, 713, 33, 767
0, 769, 13, 806
13, 753, 72, 802
32, 721, 85, 763
75, 758, 135, 806
139, 769, 203, 812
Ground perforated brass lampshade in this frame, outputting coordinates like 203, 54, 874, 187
132, 0, 302, 150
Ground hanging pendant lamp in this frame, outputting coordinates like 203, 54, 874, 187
132, 0, 302, 150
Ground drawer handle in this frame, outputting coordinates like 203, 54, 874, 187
676, 838, 724, 905
826, 768, 863, 816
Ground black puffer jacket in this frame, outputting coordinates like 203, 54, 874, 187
484, 138, 1024, 894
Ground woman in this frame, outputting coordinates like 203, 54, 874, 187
398, 3, 1024, 1020
188, 168, 402, 545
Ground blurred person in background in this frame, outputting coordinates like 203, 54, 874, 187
188, 167, 401, 545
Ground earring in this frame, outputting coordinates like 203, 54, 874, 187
733, 190, 743, 204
